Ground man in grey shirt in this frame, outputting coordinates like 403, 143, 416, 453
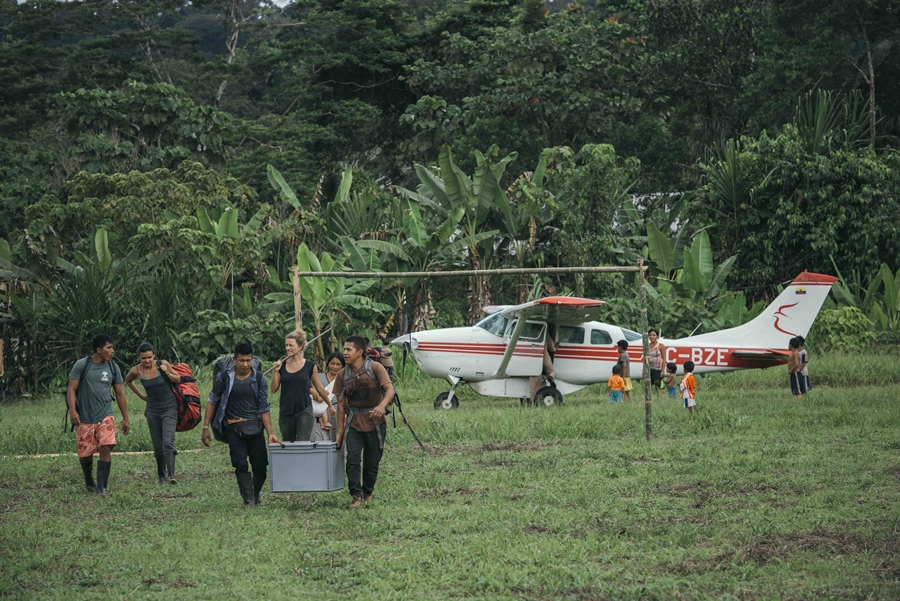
67, 333, 130, 494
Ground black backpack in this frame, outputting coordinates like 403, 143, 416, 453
212, 355, 262, 384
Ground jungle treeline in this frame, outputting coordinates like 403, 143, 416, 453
0, 0, 899, 390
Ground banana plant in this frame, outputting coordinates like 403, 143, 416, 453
265, 243, 391, 360
399, 144, 512, 323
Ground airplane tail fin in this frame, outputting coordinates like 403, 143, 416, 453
679, 271, 838, 348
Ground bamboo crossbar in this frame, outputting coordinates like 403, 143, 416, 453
293, 265, 646, 278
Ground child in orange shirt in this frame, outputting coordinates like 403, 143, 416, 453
680, 360, 697, 415
608, 365, 625, 403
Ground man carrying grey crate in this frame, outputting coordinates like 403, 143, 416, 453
334, 336, 394, 507
201, 342, 281, 507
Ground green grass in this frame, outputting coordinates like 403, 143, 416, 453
1, 352, 900, 599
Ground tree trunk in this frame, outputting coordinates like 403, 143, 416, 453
411, 284, 436, 332
466, 253, 492, 325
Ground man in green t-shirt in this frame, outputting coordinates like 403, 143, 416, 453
67, 334, 130, 494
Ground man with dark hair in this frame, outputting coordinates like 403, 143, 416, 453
787, 337, 803, 400
67, 333, 130, 494
334, 335, 395, 507
201, 342, 280, 506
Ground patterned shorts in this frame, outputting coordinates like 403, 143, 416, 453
76, 415, 116, 458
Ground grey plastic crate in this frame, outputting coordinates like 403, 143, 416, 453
268, 441, 345, 492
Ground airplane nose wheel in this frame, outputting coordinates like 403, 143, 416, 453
533, 386, 563, 407
434, 391, 459, 410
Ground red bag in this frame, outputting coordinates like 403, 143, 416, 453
158, 361, 201, 432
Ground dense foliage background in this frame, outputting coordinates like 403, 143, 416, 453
1, 0, 898, 392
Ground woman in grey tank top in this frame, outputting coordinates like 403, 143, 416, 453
125, 342, 182, 484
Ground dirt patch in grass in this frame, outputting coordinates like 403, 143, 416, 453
143, 577, 196, 589
674, 527, 884, 574
418, 487, 480, 498
526, 523, 552, 534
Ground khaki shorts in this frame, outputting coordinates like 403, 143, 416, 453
623, 377, 633, 392
76, 415, 116, 458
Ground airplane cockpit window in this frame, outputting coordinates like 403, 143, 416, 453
622, 328, 643, 342
557, 326, 585, 344
503, 320, 546, 342
590, 329, 613, 345
475, 313, 508, 337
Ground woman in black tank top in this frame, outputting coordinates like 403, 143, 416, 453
270, 331, 332, 442
124, 342, 182, 484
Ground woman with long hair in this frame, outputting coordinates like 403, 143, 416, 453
124, 342, 182, 484
312, 351, 344, 442
270, 331, 331, 442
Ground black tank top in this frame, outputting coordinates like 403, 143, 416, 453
279, 360, 315, 417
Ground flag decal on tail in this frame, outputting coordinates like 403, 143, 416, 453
795, 288, 807, 295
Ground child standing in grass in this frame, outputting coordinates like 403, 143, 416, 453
608, 365, 625, 403
664, 362, 678, 400
680, 360, 696, 416
616, 340, 632, 401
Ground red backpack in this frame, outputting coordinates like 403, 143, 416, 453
158, 361, 201, 432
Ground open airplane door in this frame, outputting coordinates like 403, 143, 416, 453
502, 319, 547, 376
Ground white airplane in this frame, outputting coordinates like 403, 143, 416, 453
392, 271, 837, 409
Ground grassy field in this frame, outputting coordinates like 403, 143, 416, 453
1, 351, 900, 600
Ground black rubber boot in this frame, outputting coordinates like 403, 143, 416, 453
80, 459, 96, 493
164, 452, 177, 484
236, 472, 255, 507
252, 472, 265, 506
155, 455, 166, 484
96, 460, 111, 495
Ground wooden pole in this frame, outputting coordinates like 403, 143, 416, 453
292, 266, 302, 332
294, 265, 645, 279
638, 258, 652, 441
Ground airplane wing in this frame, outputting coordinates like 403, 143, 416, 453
498, 296, 606, 323
730, 349, 791, 361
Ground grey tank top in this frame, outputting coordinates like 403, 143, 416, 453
142, 373, 177, 414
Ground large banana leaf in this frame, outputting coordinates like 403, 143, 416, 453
409, 166, 451, 212
706, 255, 737, 299
646, 222, 675, 274
689, 231, 713, 290
340, 236, 371, 273
335, 168, 353, 204
355, 239, 410, 263
681, 250, 702, 294
217, 208, 239, 239
94, 228, 112, 273
267, 164, 300, 209
196, 207, 216, 235
245, 207, 268, 234
296, 243, 326, 309
404, 203, 428, 249
438, 146, 466, 210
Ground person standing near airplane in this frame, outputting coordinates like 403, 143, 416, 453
334, 336, 395, 507
647, 328, 666, 397
787, 337, 803, 400
616, 340, 632, 402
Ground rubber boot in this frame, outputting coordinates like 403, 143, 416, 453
96, 460, 111, 495
80, 459, 96, 493
252, 472, 265, 506
164, 452, 177, 484
155, 455, 166, 484
236, 472, 256, 507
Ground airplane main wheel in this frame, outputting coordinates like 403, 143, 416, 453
434, 391, 459, 410
534, 386, 563, 407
